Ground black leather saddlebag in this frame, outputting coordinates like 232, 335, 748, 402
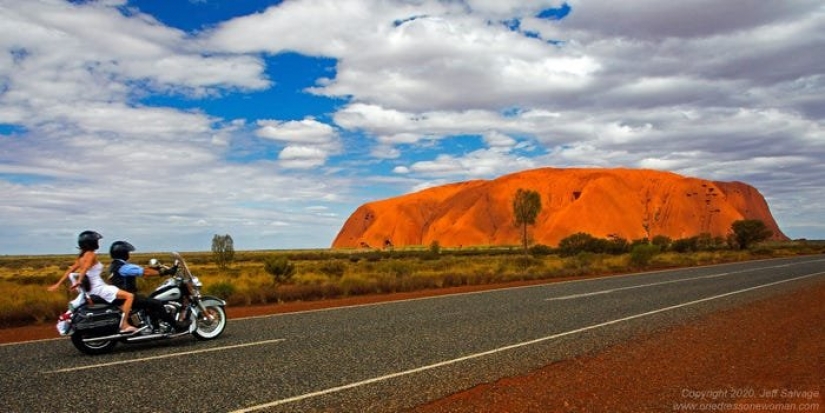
72, 304, 121, 335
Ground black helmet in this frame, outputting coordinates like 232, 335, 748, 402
109, 240, 135, 260
77, 230, 103, 251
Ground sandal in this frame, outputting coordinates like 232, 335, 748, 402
120, 325, 138, 334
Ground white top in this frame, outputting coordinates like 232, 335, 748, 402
86, 262, 119, 303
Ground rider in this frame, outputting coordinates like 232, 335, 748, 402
108, 240, 190, 333
48, 231, 138, 333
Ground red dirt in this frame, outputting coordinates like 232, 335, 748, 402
3, 278, 822, 413
409, 280, 825, 413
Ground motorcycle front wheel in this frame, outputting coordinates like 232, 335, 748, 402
192, 304, 226, 340
71, 332, 116, 355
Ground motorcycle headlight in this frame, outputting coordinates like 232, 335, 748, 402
191, 276, 203, 288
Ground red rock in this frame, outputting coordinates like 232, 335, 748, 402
332, 168, 787, 248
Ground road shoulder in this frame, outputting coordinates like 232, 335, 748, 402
410, 279, 825, 412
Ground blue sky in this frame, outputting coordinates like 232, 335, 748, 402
1, 0, 823, 254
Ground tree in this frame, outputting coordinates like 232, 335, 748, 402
513, 189, 542, 253
731, 219, 773, 249
211, 234, 235, 269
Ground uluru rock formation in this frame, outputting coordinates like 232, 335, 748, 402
332, 168, 787, 248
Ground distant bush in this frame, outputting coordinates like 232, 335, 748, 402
264, 256, 296, 284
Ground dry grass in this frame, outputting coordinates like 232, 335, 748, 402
1, 241, 822, 328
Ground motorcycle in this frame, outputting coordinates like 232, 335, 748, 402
57, 252, 227, 355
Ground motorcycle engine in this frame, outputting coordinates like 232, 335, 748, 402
164, 302, 181, 318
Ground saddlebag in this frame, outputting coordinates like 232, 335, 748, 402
72, 304, 121, 335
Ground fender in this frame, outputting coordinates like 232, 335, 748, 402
198, 295, 227, 307
192, 295, 226, 317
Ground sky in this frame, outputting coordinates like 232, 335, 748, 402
1, 0, 823, 255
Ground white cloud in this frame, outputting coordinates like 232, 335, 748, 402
255, 118, 338, 146
0, 0, 823, 253
255, 118, 341, 168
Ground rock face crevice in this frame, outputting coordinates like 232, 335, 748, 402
332, 168, 787, 248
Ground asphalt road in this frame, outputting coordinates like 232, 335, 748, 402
1, 255, 823, 413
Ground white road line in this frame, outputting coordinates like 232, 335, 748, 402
546, 271, 734, 301
229, 271, 824, 413
545, 258, 825, 301
46, 338, 286, 374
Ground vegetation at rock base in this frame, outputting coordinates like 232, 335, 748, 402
3, 223, 823, 328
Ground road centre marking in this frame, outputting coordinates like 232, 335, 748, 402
546, 271, 733, 301
229, 271, 825, 413
45, 338, 285, 374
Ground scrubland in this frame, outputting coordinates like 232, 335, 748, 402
1, 241, 822, 328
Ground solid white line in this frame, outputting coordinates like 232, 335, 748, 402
229, 271, 824, 413
546, 258, 825, 301
46, 338, 286, 374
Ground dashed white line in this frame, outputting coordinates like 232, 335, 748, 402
546, 271, 733, 301
46, 338, 286, 374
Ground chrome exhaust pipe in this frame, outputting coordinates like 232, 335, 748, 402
81, 326, 149, 342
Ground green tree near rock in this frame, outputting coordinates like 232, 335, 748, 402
513, 188, 542, 253
731, 219, 773, 249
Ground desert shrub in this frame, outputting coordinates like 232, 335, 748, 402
558, 233, 624, 256
401, 274, 439, 291
651, 235, 672, 250
364, 251, 384, 262
205, 280, 236, 300
429, 241, 441, 255
319, 260, 347, 278
276, 283, 342, 302
748, 245, 774, 257
604, 237, 630, 255
528, 244, 554, 256
629, 244, 661, 268
671, 237, 698, 253
339, 274, 376, 296
385, 261, 413, 278
512, 256, 543, 272
563, 252, 598, 274
264, 256, 296, 284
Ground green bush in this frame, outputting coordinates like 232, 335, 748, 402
205, 280, 236, 300
629, 244, 661, 268
528, 244, 554, 256
264, 256, 296, 284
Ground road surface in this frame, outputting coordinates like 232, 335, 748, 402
1, 255, 823, 412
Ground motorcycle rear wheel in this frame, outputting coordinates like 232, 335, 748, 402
71, 332, 116, 355
192, 305, 226, 340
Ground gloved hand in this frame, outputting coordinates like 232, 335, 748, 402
160, 265, 178, 276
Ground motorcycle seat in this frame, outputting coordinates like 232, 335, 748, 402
88, 295, 125, 306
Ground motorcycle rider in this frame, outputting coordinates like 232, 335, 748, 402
48, 231, 139, 333
108, 240, 190, 333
